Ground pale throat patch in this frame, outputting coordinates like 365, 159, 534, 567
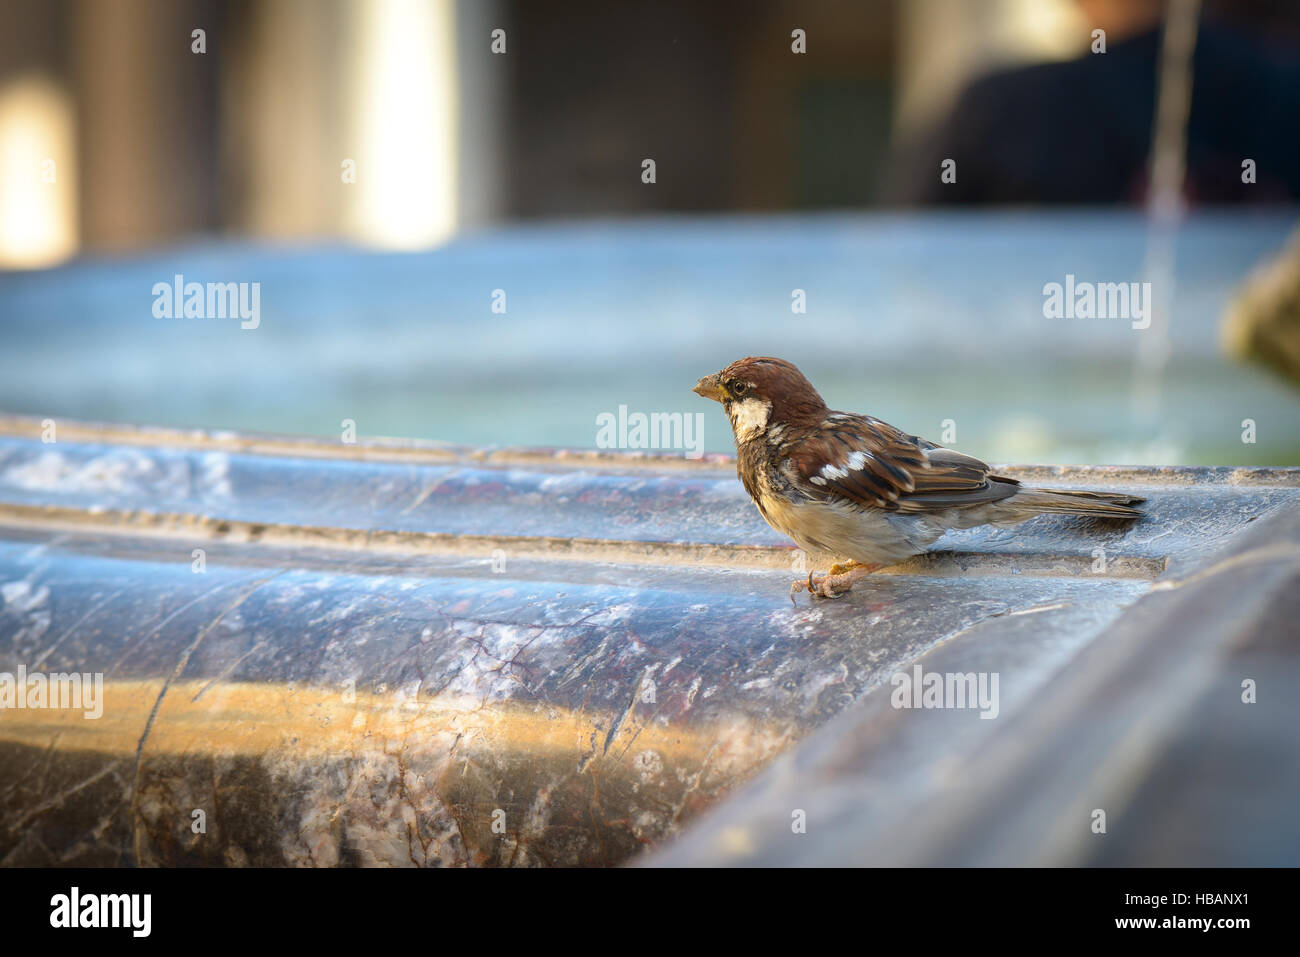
729, 396, 772, 442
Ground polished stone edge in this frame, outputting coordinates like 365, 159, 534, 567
0, 504, 1170, 579
0, 503, 1169, 580
2, 414, 1297, 485
643, 501, 1300, 867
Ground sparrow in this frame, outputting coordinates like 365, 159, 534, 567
692, 357, 1144, 601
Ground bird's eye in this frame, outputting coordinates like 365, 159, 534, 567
731, 381, 748, 397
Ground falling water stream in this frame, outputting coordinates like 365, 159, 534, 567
1132, 0, 1203, 456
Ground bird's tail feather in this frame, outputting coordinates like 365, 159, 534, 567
1011, 487, 1144, 519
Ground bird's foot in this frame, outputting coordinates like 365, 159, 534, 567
790, 561, 882, 603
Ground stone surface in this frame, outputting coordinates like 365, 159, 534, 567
648, 506, 1300, 867
0, 417, 1296, 866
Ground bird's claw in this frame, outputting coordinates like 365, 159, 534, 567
791, 561, 881, 603
790, 569, 848, 602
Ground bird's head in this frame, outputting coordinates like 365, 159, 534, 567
692, 356, 829, 443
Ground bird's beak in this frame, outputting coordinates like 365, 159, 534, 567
692, 373, 726, 403
691, 374, 733, 403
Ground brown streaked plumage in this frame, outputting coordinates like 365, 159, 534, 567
693, 356, 1144, 600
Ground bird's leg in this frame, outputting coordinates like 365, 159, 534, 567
810, 561, 882, 598
790, 560, 883, 602
792, 562, 851, 603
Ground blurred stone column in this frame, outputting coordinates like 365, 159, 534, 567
0, 0, 77, 266
222, 0, 350, 241
228, 0, 505, 247
72, 0, 221, 251
453, 0, 505, 232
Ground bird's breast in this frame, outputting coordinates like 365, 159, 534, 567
754, 485, 937, 565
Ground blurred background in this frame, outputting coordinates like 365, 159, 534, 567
1, 0, 1298, 464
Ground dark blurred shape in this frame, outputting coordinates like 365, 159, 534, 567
884, 16, 1300, 206
504, 0, 895, 217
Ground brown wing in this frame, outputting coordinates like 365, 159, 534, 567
787, 413, 1020, 512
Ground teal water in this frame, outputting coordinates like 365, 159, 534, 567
1, 210, 1296, 465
